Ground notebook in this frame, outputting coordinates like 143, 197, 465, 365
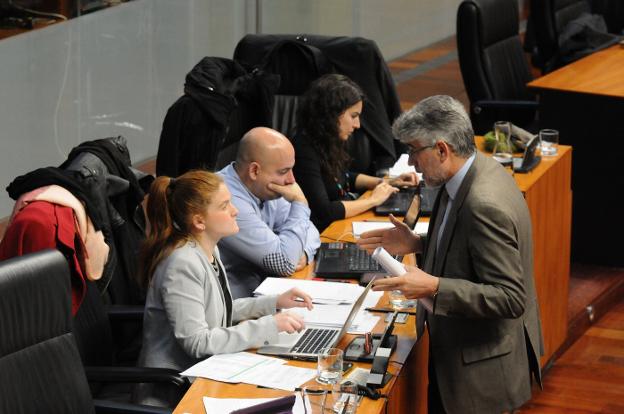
374, 183, 438, 216
256, 280, 373, 360
513, 135, 541, 173
314, 194, 421, 279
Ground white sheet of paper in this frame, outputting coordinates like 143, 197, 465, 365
353, 220, 429, 239
202, 394, 306, 414
414, 221, 429, 235
389, 153, 421, 178
242, 364, 317, 391
180, 352, 284, 382
254, 277, 366, 304
352, 221, 394, 238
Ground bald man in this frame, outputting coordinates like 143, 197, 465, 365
217, 127, 321, 298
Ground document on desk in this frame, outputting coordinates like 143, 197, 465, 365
389, 153, 421, 177
203, 394, 306, 414
254, 277, 366, 304
352, 220, 429, 238
287, 291, 381, 333
181, 352, 316, 391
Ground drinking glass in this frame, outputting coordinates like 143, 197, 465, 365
389, 290, 416, 309
301, 387, 330, 414
331, 381, 359, 414
492, 121, 514, 175
539, 129, 559, 156
317, 348, 343, 384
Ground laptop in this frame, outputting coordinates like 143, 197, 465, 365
374, 183, 438, 217
256, 280, 373, 360
314, 194, 421, 279
513, 135, 541, 173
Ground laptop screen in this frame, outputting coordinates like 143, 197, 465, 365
403, 193, 421, 230
334, 280, 374, 342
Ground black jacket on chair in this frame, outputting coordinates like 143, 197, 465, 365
457, 0, 539, 135
156, 57, 279, 177
234, 34, 403, 174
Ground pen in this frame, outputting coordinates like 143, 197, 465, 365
366, 307, 416, 315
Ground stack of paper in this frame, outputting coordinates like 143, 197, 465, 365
181, 352, 316, 391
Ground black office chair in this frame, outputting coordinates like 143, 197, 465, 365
529, 0, 593, 72
457, 0, 539, 135
591, 0, 624, 34
157, 57, 279, 176
233, 34, 404, 176
0, 250, 175, 414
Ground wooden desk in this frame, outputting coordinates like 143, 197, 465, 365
476, 137, 572, 367
173, 212, 425, 414
527, 45, 624, 265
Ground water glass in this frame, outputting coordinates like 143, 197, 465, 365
332, 381, 359, 414
493, 121, 514, 175
389, 290, 416, 309
539, 129, 559, 156
301, 387, 330, 414
317, 348, 343, 384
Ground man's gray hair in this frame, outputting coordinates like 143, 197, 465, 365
392, 95, 475, 158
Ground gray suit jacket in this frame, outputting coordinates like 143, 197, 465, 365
139, 242, 279, 372
419, 152, 544, 414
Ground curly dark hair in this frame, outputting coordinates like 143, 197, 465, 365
296, 74, 365, 179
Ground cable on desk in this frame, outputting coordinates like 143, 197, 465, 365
323, 230, 354, 243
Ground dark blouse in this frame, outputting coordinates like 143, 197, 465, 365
291, 133, 359, 232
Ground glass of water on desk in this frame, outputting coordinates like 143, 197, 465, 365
492, 121, 514, 175
539, 129, 559, 156
317, 347, 343, 384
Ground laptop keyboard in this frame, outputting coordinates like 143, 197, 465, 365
292, 328, 338, 354
348, 247, 380, 271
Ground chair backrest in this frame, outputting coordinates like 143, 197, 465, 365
0, 249, 95, 413
233, 34, 402, 175
530, 0, 591, 71
457, 0, 534, 103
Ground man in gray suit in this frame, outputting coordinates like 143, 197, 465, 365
357, 95, 543, 413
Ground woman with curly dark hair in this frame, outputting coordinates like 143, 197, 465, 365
292, 74, 417, 231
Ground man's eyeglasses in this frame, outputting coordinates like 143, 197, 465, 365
408, 143, 435, 157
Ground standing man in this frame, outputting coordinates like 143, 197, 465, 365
218, 127, 320, 299
357, 96, 543, 413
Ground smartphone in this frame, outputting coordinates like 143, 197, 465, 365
343, 362, 354, 373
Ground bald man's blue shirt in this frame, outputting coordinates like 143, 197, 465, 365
217, 163, 320, 298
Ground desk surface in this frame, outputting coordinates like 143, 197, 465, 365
527, 45, 624, 98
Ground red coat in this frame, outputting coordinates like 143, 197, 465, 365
0, 201, 87, 314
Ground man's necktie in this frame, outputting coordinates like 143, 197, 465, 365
424, 186, 449, 272
418, 186, 449, 335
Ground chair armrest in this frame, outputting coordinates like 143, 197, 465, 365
93, 399, 172, 414
85, 366, 191, 390
106, 305, 144, 322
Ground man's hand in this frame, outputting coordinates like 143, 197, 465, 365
356, 214, 420, 255
268, 182, 308, 205
372, 266, 439, 299
276, 287, 313, 310
389, 172, 419, 187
